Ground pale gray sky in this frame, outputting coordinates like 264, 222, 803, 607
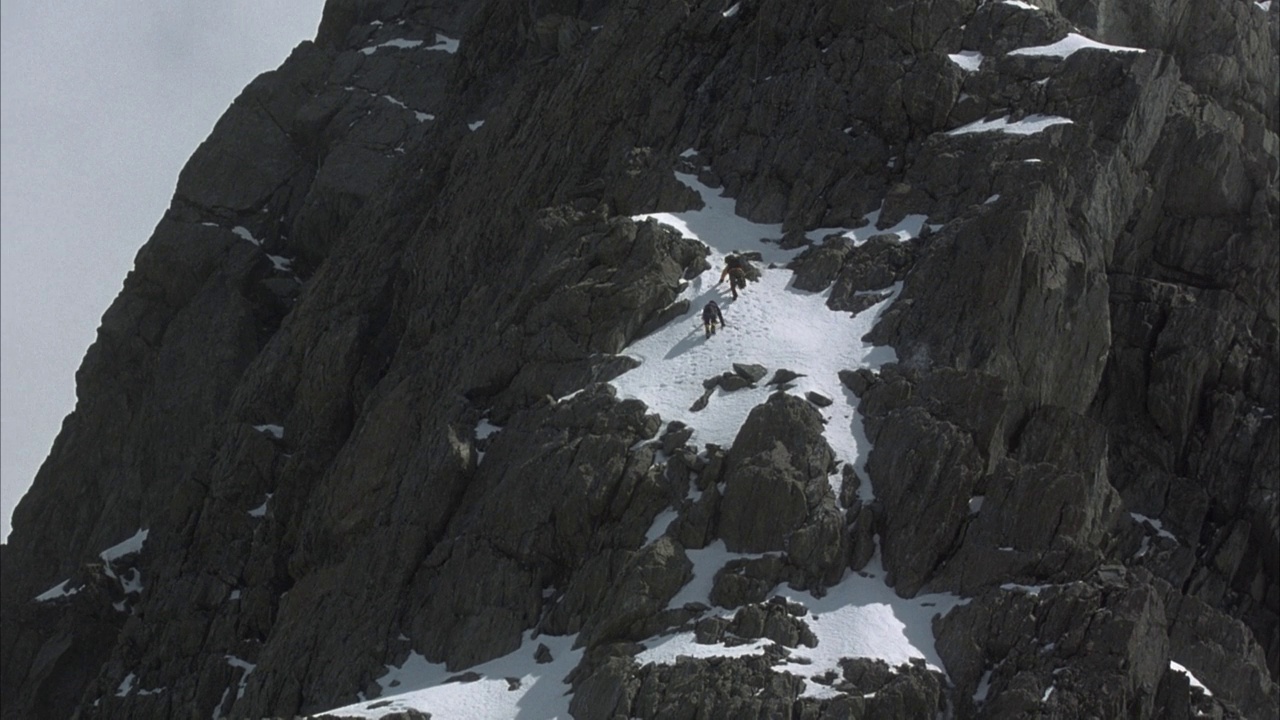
1, 1, 326, 540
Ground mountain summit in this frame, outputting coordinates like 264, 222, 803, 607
3, 0, 1277, 718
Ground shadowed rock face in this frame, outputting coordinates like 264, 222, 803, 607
1, 0, 1275, 718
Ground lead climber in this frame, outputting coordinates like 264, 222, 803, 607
701, 300, 726, 339
717, 254, 749, 300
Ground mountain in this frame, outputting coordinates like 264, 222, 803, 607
2, 0, 1276, 718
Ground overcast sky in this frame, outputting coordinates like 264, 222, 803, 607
1, 1, 326, 541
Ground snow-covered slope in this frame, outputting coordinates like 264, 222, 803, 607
319, 167, 956, 719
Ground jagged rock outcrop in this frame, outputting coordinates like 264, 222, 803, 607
2, 0, 1276, 718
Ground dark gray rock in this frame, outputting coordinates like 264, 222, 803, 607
731, 363, 768, 384
789, 233, 923, 314
578, 537, 696, 649
805, 391, 833, 408
1159, 577, 1280, 720
930, 406, 1123, 594
935, 571, 1170, 719
3, 0, 1276, 718
865, 406, 983, 596
659, 421, 694, 455
765, 368, 805, 386
718, 394, 846, 590
717, 372, 754, 392
709, 555, 794, 609
534, 643, 553, 664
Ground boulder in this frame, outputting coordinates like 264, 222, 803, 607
935, 570, 1170, 719
718, 394, 845, 588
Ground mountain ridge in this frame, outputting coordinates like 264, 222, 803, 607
2, 0, 1276, 718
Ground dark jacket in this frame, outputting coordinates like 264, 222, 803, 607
701, 302, 725, 325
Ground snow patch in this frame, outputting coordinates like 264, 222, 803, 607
249, 494, 272, 518
475, 418, 501, 440
640, 554, 967, 697
360, 38, 425, 55
232, 226, 261, 246
117, 673, 137, 697
100, 528, 149, 563
948, 51, 983, 72
643, 508, 680, 546
1001, 583, 1048, 595
226, 656, 256, 700
35, 579, 81, 602
974, 669, 993, 701
1008, 32, 1144, 58
947, 114, 1074, 136
428, 34, 459, 53
1130, 512, 1178, 542
319, 632, 584, 719
254, 424, 284, 440
1169, 660, 1214, 696
615, 171, 909, 504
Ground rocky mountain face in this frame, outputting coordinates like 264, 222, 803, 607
2, 0, 1277, 718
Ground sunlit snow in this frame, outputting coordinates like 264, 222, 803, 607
636, 554, 967, 699
609, 166, 965, 697
948, 50, 984, 72
1008, 32, 1145, 58
321, 632, 583, 719
947, 114, 1074, 136
36, 528, 150, 601
1169, 660, 1214, 696
614, 170, 914, 500
316, 161, 970, 718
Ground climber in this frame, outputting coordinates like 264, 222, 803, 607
701, 300, 726, 339
716, 254, 749, 300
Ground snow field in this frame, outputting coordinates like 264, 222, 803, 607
322, 632, 584, 719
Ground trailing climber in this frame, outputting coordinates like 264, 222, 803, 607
717, 254, 749, 300
702, 300, 726, 339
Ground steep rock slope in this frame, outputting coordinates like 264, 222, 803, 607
2, 0, 1276, 718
